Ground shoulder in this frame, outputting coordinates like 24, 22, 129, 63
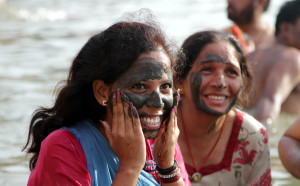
41, 129, 86, 162
236, 110, 269, 145
28, 129, 90, 185
43, 129, 79, 148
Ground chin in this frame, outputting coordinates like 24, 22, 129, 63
143, 130, 159, 139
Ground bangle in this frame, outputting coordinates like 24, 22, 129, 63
158, 167, 180, 178
156, 159, 178, 175
159, 168, 182, 184
160, 173, 181, 183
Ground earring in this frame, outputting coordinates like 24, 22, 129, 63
178, 89, 184, 95
102, 100, 107, 106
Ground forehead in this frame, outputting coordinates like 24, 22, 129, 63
194, 41, 240, 67
135, 50, 171, 67
115, 50, 172, 88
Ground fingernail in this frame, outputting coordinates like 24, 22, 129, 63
130, 102, 133, 111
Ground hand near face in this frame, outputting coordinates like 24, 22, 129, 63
152, 92, 180, 168
101, 90, 146, 172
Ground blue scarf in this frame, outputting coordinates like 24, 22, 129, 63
63, 120, 159, 186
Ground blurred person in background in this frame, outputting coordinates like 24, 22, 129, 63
224, 0, 274, 53
245, 0, 300, 126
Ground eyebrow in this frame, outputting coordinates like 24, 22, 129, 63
198, 54, 238, 67
200, 54, 227, 64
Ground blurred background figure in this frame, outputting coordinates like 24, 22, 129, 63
278, 115, 300, 179
224, 0, 274, 53
245, 0, 300, 126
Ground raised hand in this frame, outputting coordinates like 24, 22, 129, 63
102, 90, 146, 174
153, 91, 180, 169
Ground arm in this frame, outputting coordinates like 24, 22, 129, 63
278, 116, 300, 178
253, 56, 300, 126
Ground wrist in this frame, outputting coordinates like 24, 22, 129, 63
156, 159, 178, 175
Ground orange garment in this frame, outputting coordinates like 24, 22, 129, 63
228, 25, 250, 54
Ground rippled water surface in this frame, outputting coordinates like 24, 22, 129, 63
1, 0, 299, 185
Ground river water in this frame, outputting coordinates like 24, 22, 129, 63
0, 0, 299, 185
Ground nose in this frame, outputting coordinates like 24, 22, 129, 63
212, 73, 228, 89
146, 91, 164, 108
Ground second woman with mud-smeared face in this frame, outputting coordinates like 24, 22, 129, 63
173, 31, 271, 185
108, 49, 175, 139
186, 41, 243, 116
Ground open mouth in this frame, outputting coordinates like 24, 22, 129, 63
140, 116, 161, 130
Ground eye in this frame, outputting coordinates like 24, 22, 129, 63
226, 68, 239, 76
200, 67, 213, 74
160, 83, 172, 89
131, 83, 146, 91
160, 82, 172, 94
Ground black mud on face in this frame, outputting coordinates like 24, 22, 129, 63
110, 60, 174, 122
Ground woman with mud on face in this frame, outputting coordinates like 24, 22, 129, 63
23, 10, 190, 186
174, 31, 271, 185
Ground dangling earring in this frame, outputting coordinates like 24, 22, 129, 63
102, 100, 107, 106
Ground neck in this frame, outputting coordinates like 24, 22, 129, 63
238, 17, 265, 35
178, 101, 225, 139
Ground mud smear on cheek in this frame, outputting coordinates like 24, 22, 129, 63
190, 72, 223, 116
224, 85, 242, 113
125, 92, 149, 110
190, 72, 203, 109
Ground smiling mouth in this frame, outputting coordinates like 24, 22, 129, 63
207, 95, 226, 100
140, 116, 161, 129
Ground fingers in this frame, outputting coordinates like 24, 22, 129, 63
130, 102, 142, 135
110, 89, 141, 136
167, 106, 177, 132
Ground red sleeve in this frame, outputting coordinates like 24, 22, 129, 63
27, 129, 91, 186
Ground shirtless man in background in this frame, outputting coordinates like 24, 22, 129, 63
225, 0, 274, 53
246, 0, 300, 126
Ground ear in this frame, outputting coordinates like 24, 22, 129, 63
93, 80, 110, 106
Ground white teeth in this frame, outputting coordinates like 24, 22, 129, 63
208, 95, 225, 100
142, 117, 160, 125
